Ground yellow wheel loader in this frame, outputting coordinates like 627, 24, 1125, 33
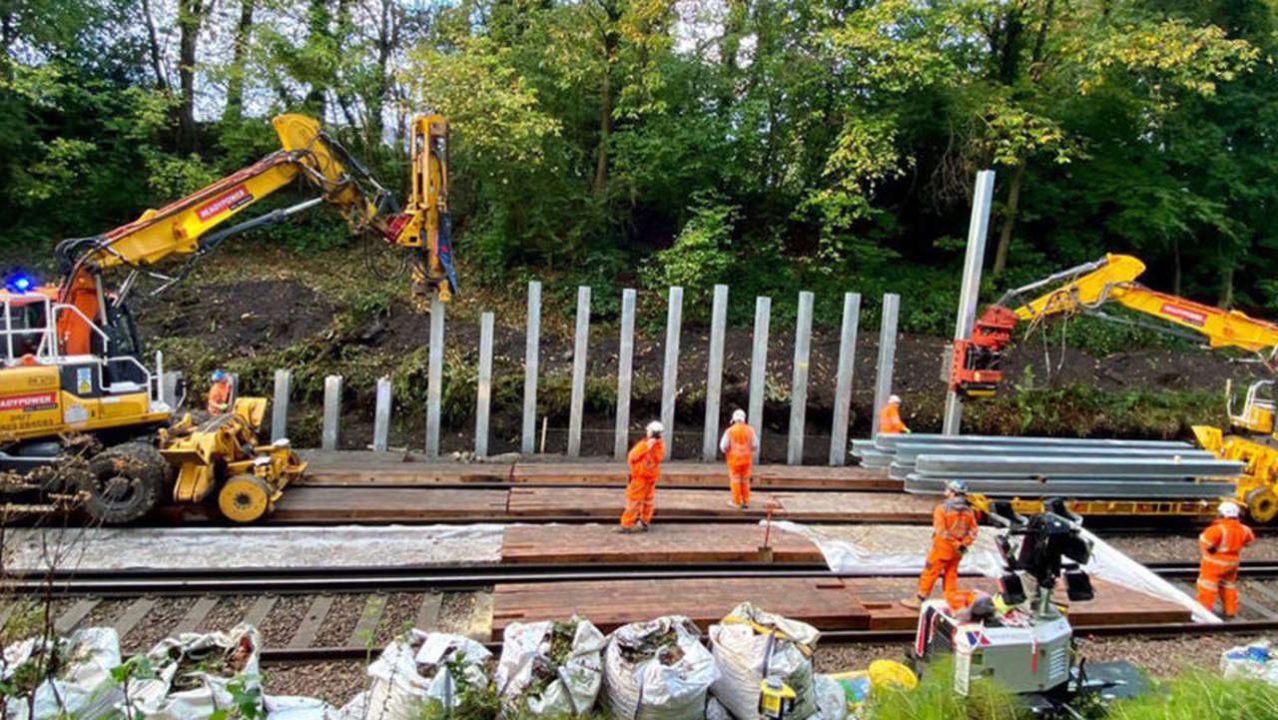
0, 114, 450, 523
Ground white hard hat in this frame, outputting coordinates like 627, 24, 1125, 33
946, 479, 968, 495
731, 409, 747, 423
1219, 501, 1241, 519
646, 420, 664, 435
888, 394, 902, 404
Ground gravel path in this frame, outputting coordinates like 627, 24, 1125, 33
436, 592, 479, 635
375, 593, 423, 645
198, 595, 256, 634
265, 661, 367, 706
259, 595, 313, 647
313, 594, 369, 648
122, 597, 192, 652
1102, 533, 1278, 564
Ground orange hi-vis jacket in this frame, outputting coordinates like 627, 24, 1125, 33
1200, 518, 1255, 568
207, 381, 232, 415
720, 423, 757, 475
879, 403, 907, 434
931, 498, 979, 559
627, 437, 664, 484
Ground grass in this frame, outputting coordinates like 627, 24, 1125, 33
866, 658, 1025, 720
1106, 669, 1278, 720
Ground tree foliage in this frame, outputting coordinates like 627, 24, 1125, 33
1, 0, 1276, 333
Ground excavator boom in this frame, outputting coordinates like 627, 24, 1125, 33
949, 253, 1278, 397
51, 113, 453, 358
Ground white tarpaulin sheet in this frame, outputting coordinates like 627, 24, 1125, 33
6, 525, 505, 571
775, 520, 1218, 625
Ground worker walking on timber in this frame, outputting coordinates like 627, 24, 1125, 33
720, 409, 759, 509
619, 421, 665, 533
903, 480, 978, 609
878, 394, 910, 435
207, 370, 232, 416
1198, 501, 1255, 619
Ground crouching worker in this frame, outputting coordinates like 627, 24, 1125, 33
619, 421, 665, 534
903, 480, 978, 609
1198, 500, 1255, 619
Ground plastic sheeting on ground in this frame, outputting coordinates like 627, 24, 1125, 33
1221, 639, 1278, 684
352, 631, 493, 720
6, 525, 506, 571
496, 617, 605, 716
775, 520, 1219, 625
603, 616, 720, 720
709, 603, 818, 720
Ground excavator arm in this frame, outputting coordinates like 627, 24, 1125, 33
52, 113, 454, 357
949, 253, 1278, 397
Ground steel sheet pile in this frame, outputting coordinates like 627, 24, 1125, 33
852, 434, 1241, 499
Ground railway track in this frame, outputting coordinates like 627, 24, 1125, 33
7, 562, 1278, 664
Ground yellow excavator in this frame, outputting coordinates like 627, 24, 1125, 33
948, 253, 1278, 520
0, 113, 452, 523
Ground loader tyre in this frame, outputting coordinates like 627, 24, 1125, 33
1246, 487, 1278, 524
81, 442, 167, 524
218, 475, 272, 523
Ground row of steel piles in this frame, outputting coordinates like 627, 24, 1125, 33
851, 434, 1243, 498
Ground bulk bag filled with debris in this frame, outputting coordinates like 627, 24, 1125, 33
120, 624, 262, 719
709, 603, 819, 720
2, 626, 123, 720
497, 617, 606, 716
603, 616, 719, 720
354, 630, 494, 720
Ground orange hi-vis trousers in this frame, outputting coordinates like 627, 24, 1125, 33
620, 476, 656, 528
918, 539, 962, 598
1198, 556, 1241, 617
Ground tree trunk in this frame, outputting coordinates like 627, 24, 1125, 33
223, 0, 254, 122
593, 65, 611, 196
992, 162, 1026, 276
369, 0, 397, 142
177, 0, 209, 152
139, 0, 168, 91
303, 0, 332, 119
1219, 240, 1235, 307
1172, 236, 1182, 296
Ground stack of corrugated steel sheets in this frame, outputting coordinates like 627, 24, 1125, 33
852, 434, 1240, 498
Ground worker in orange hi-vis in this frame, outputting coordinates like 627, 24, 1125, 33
619, 421, 665, 534
207, 369, 232, 416
719, 409, 758, 509
902, 480, 978, 609
878, 394, 910, 435
1198, 501, 1255, 619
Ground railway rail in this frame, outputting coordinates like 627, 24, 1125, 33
7, 562, 1278, 664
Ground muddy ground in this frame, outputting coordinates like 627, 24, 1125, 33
134, 272, 1269, 459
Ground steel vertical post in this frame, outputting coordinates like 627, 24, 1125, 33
567, 287, 591, 457
943, 169, 996, 436
475, 312, 495, 457
614, 289, 637, 458
521, 281, 542, 454
787, 291, 814, 465
373, 377, 393, 452
871, 293, 900, 438
425, 298, 445, 457
748, 297, 771, 463
321, 375, 342, 451
271, 369, 291, 442
702, 285, 729, 462
660, 287, 683, 460
829, 292, 862, 465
